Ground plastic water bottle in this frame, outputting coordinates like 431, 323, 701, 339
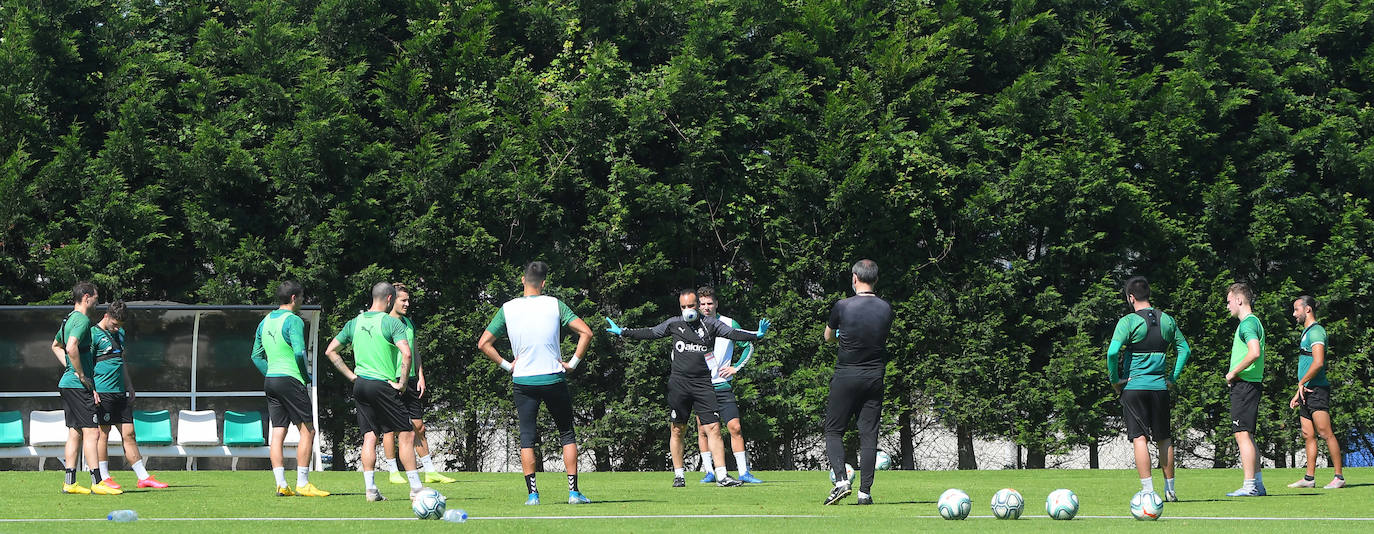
442, 509, 468, 523
107, 510, 138, 522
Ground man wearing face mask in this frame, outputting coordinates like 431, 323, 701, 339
606, 289, 770, 488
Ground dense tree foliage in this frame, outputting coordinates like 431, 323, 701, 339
5, 0, 1373, 470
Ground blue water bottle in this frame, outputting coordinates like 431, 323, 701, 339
107, 510, 138, 522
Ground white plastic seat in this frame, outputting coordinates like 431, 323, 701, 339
176, 410, 220, 470
28, 410, 68, 470
29, 411, 68, 447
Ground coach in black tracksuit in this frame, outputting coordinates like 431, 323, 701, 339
823, 259, 894, 506
608, 289, 769, 488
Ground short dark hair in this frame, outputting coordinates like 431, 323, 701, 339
72, 282, 97, 304
1297, 295, 1318, 312
1124, 276, 1151, 301
524, 261, 549, 285
105, 300, 129, 322
372, 282, 396, 302
393, 282, 410, 297
275, 280, 304, 305
1228, 283, 1254, 306
852, 259, 879, 284
678, 288, 697, 298
697, 286, 716, 300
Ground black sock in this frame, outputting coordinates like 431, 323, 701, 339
64, 468, 76, 485
524, 473, 537, 494
1305, 475, 1315, 481
567, 474, 579, 492
1336, 474, 1345, 480
91, 468, 102, 485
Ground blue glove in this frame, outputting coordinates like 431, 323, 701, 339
756, 318, 770, 338
605, 318, 623, 336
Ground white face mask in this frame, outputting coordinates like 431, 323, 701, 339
681, 308, 700, 322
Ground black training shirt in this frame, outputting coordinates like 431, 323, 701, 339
827, 293, 894, 376
623, 316, 759, 379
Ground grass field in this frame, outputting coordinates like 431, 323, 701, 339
3, 467, 1370, 533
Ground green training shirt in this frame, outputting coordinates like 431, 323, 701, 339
91, 325, 127, 393
1230, 315, 1265, 383
1297, 323, 1329, 387
251, 309, 309, 384
1105, 308, 1191, 391
335, 311, 408, 381
55, 310, 94, 389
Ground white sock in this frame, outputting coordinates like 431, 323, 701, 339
382, 457, 398, 473
99, 461, 110, 481
674, 468, 685, 478
1141, 476, 1153, 492
700, 452, 713, 472
131, 460, 150, 480
734, 451, 749, 475
420, 454, 437, 473
273, 467, 288, 488
1242, 478, 1255, 490
1164, 478, 1175, 493
296, 467, 310, 487
858, 491, 870, 499
364, 470, 376, 490
406, 470, 421, 490
714, 466, 727, 480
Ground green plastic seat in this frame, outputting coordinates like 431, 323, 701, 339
223, 410, 266, 447
133, 410, 173, 445
0, 411, 23, 447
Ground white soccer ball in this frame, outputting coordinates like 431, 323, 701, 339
1046, 488, 1079, 520
412, 488, 447, 520
827, 463, 856, 485
875, 450, 892, 470
1130, 490, 1163, 521
991, 488, 1024, 520
937, 488, 972, 520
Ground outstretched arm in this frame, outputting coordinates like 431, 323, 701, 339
619, 318, 676, 340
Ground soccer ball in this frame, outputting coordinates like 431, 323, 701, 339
1046, 488, 1079, 520
991, 488, 1024, 520
937, 489, 972, 520
1130, 490, 1163, 521
412, 488, 447, 520
875, 451, 892, 470
827, 463, 856, 485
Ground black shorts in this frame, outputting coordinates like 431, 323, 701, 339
266, 376, 313, 428
1299, 386, 1331, 420
60, 388, 99, 429
668, 376, 719, 425
513, 381, 576, 448
712, 387, 740, 425
1120, 389, 1170, 442
354, 377, 410, 436
97, 393, 133, 426
1229, 381, 1262, 434
402, 376, 424, 420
